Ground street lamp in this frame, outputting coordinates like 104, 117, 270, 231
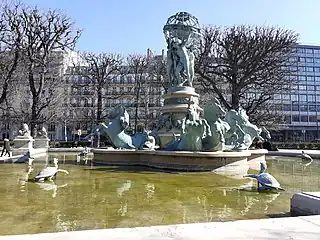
64, 120, 67, 142
302, 128, 306, 142
97, 130, 101, 148
77, 129, 82, 142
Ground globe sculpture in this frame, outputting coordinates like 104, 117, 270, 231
163, 12, 201, 89
156, 12, 203, 148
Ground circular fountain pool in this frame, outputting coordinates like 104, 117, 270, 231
0, 153, 319, 235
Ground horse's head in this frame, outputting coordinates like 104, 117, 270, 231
204, 98, 226, 122
107, 105, 129, 130
261, 126, 271, 140
238, 108, 249, 123
232, 109, 248, 126
226, 109, 238, 124
213, 98, 226, 116
108, 105, 126, 119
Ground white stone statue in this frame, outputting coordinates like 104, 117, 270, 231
38, 126, 48, 139
18, 123, 31, 137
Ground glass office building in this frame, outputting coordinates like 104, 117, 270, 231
272, 45, 320, 142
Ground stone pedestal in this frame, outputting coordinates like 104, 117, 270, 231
13, 136, 34, 149
12, 135, 34, 156
34, 137, 50, 149
157, 87, 203, 148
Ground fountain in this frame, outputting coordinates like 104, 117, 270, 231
92, 12, 267, 176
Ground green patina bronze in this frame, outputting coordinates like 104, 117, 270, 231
94, 105, 155, 150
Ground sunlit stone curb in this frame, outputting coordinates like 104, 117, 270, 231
291, 192, 320, 216
267, 149, 320, 159
92, 149, 267, 177
1, 216, 320, 240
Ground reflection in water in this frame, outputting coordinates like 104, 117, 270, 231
36, 182, 68, 198
118, 202, 128, 216
116, 180, 132, 197
18, 163, 34, 192
145, 183, 155, 199
116, 180, 132, 217
239, 192, 280, 215
2, 156, 320, 235
55, 213, 78, 232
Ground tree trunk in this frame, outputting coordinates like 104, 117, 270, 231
231, 82, 240, 110
0, 49, 20, 105
134, 83, 141, 132
97, 84, 103, 123
31, 95, 38, 137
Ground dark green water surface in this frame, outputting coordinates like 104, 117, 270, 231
0, 154, 319, 235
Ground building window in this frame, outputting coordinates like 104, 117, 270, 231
282, 95, 290, 100
299, 85, 306, 91
127, 75, 132, 83
298, 66, 306, 72
283, 104, 291, 111
306, 57, 314, 63
301, 115, 308, 122
297, 48, 306, 54
308, 95, 315, 102
120, 75, 125, 84
292, 104, 299, 111
309, 116, 317, 122
315, 67, 320, 72
300, 104, 308, 112
306, 48, 314, 54
307, 76, 315, 82
309, 105, 316, 112
299, 95, 307, 102
307, 85, 315, 91
306, 67, 314, 72
292, 115, 300, 122
48, 123, 55, 131
291, 95, 298, 101
298, 76, 306, 81
284, 115, 291, 123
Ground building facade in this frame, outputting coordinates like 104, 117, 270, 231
2, 45, 320, 142
272, 45, 320, 142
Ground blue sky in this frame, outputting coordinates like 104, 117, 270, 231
22, 0, 320, 55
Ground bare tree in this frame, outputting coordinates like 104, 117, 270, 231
76, 52, 123, 123
0, 3, 23, 110
196, 25, 298, 125
149, 56, 168, 93
126, 54, 150, 131
16, 6, 81, 136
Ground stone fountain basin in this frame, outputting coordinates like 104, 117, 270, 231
93, 149, 267, 178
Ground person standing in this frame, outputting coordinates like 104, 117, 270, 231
1, 139, 11, 157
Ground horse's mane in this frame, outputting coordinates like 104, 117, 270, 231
109, 105, 126, 120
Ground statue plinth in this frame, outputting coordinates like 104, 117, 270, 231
156, 87, 203, 148
13, 135, 34, 149
34, 137, 50, 149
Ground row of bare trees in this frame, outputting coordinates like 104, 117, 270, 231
0, 2, 81, 136
0, 1, 298, 139
72, 52, 166, 132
